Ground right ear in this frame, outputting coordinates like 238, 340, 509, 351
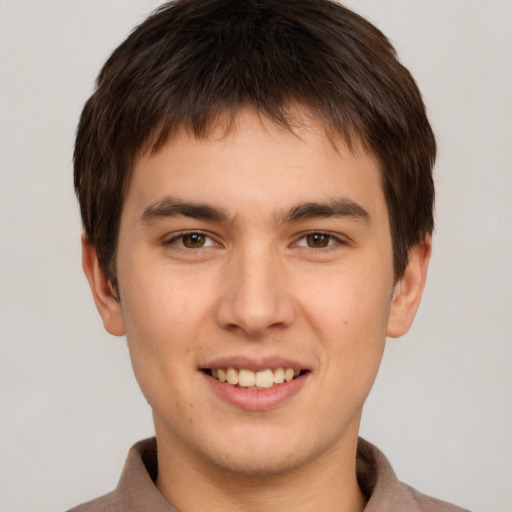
81, 234, 126, 336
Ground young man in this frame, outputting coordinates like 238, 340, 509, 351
70, 1, 468, 510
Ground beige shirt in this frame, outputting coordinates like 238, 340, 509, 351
68, 437, 469, 511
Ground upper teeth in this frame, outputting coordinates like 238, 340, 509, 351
211, 367, 301, 388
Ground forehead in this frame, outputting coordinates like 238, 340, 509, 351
126, 109, 385, 221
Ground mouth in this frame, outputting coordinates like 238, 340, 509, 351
201, 367, 306, 390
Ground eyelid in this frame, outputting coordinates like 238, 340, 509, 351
164, 230, 220, 248
162, 229, 348, 250
293, 231, 348, 248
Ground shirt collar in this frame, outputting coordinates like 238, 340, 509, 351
113, 437, 421, 511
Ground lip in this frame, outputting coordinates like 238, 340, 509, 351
201, 370, 309, 411
200, 355, 310, 373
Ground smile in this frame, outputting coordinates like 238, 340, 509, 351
203, 367, 304, 390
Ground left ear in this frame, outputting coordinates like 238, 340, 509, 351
386, 236, 431, 338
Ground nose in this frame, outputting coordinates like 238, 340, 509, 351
214, 246, 296, 338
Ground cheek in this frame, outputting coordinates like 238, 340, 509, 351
120, 253, 211, 335
118, 284, 203, 424
299, 263, 392, 385
302, 262, 393, 335
117, 262, 212, 388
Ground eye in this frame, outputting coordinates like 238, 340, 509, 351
166, 231, 217, 249
295, 232, 343, 249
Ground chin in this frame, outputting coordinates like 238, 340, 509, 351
195, 428, 329, 478
206, 446, 310, 478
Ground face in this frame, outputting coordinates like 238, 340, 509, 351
84, 110, 429, 477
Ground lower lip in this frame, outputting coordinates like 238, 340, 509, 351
202, 371, 309, 411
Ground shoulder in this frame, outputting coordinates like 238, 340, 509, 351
404, 484, 471, 512
65, 438, 155, 512
357, 438, 471, 512
65, 438, 177, 512
66, 491, 120, 512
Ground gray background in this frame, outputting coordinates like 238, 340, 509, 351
0, 1, 510, 511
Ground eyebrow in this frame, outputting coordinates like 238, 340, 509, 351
141, 196, 370, 226
276, 198, 371, 224
141, 197, 231, 224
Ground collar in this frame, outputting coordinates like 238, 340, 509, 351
104, 437, 465, 512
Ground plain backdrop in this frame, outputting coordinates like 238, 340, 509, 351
0, 1, 510, 511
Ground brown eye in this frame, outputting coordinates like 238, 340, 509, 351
182, 233, 206, 248
306, 233, 330, 248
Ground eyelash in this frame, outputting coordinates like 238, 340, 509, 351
164, 231, 219, 250
164, 230, 347, 251
294, 231, 347, 250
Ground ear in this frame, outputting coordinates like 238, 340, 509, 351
81, 234, 126, 336
386, 236, 431, 338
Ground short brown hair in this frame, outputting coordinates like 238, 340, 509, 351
74, 0, 436, 289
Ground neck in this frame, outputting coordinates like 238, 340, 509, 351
155, 427, 366, 512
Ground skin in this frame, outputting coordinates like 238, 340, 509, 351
83, 110, 430, 512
